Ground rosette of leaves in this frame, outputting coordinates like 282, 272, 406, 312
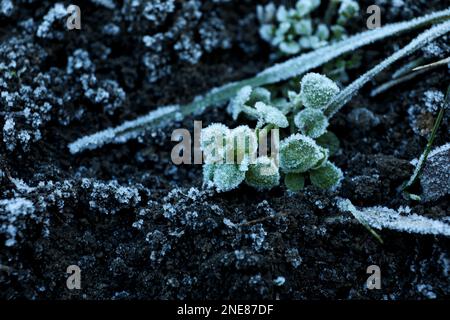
207, 72, 344, 192
257, 0, 360, 56
201, 124, 277, 192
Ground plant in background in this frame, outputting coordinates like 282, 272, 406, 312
201, 72, 343, 192
257, 0, 362, 81
257, 0, 359, 57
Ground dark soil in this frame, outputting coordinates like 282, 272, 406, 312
0, 1, 449, 300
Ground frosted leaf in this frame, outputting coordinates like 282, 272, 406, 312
200, 123, 230, 164
280, 41, 301, 55
300, 73, 340, 109
249, 87, 271, 105
294, 19, 313, 36
259, 24, 276, 43
213, 164, 246, 192
316, 131, 340, 156
226, 125, 258, 164
257, 3, 276, 24
310, 161, 343, 190
276, 5, 288, 22
316, 24, 330, 41
68, 9, 450, 152
227, 85, 252, 120
254, 102, 289, 128
284, 172, 305, 192
245, 157, 280, 190
337, 198, 450, 237
296, 0, 320, 17
279, 133, 327, 173
294, 108, 329, 138
337, 0, 359, 25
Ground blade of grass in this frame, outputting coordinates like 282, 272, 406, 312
324, 20, 450, 118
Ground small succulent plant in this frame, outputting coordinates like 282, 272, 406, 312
201, 72, 343, 192
257, 0, 359, 57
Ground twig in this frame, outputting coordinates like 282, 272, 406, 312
371, 68, 429, 97
412, 56, 450, 72
237, 212, 288, 227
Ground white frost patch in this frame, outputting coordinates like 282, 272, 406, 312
336, 198, 450, 237
0, 198, 35, 246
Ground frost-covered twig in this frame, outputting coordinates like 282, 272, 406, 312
69, 9, 450, 153
336, 198, 450, 237
325, 20, 450, 117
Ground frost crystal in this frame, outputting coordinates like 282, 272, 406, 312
0, 198, 35, 246
300, 73, 340, 109
0, 0, 13, 17
294, 108, 329, 138
279, 134, 327, 173
36, 3, 67, 39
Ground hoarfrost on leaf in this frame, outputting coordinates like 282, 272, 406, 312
226, 125, 258, 164
212, 164, 245, 192
254, 102, 289, 128
294, 108, 329, 138
279, 133, 327, 173
309, 161, 343, 190
245, 157, 280, 190
337, 198, 450, 237
300, 73, 340, 110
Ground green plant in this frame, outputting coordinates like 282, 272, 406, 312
257, 0, 359, 56
201, 72, 343, 192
